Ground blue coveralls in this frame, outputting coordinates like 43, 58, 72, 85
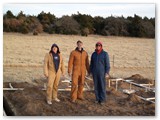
90, 50, 110, 103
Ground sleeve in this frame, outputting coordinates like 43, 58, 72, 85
105, 52, 110, 74
60, 55, 65, 75
85, 53, 90, 74
90, 53, 94, 74
68, 51, 74, 74
44, 53, 49, 77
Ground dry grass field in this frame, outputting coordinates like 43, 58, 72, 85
3, 32, 155, 83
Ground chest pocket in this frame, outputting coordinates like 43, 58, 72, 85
98, 54, 105, 66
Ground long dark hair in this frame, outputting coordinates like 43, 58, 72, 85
49, 44, 60, 54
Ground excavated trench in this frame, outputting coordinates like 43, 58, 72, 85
3, 74, 155, 116
3, 96, 14, 116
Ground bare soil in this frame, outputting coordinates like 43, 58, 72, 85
3, 74, 155, 116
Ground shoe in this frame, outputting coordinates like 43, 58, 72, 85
78, 97, 85, 101
54, 98, 60, 102
99, 101, 105, 105
94, 100, 99, 104
47, 100, 52, 105
71, 99, 76, 103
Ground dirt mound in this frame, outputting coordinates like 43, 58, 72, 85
126, 74, 152, 84
107, 87, 124, 97
128, 74, 144, 80
136, 90, 155, 98
127, 94, 142, 103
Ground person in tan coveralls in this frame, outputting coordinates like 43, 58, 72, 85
44, 44, 65, 105
68, 40, 90, 103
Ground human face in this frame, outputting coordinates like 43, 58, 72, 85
96, 44, 102, 50
77, 42, 83, 50
52, 46, 58, 53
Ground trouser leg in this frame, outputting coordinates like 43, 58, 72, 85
71, 73, 78, 101
52, 71, 61, 99
46, 74, 55, 101
77, 74, 85, 99
93, 73, 100, 101
98, 74, 106, 102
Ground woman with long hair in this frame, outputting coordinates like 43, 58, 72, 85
44, 44, 65, 104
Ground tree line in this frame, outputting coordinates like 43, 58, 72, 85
3, 10, 155, 38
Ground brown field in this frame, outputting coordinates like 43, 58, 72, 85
3, 32, 155, 83
3, 32, 156, 116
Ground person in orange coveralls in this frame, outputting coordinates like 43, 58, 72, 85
44, 44, 65, 105
68, 40, 90, 103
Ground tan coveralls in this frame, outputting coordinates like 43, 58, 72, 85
44, 52, 65, 101
68, 49, 89, 101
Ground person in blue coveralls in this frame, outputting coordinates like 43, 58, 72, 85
90, 41, 110, 105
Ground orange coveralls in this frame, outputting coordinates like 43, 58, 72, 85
68, 49, 89, 101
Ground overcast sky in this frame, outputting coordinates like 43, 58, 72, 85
3, 3, 155, 18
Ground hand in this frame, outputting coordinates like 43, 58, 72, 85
89, 73, 92, 78
86, 73, 90, 77
68, 73, 72, 77
44, 73, 48, 78
105, 73, 110, 79
62, 74, 65, 77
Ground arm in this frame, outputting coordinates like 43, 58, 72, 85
90, 53, 94, 74
85, 53, 90, 74
105, 52, 110, 74
60, 55, 65, 75
44, 53, 49, 77
68, 51, 74, 75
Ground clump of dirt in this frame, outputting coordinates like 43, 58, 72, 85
107, 87, 124, 97
127, 74, 144, 80
127, 94, 142, 103
136, 90, 155, 98
125, 74, 153, 84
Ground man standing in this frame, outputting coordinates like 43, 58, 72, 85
90, 42, 110, 105
68, 40, 90, 103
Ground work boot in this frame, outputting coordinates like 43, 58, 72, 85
47, 100, 52, 105
78, 97, 85, 101
94, 100, 99, 104
71, 99, 76, 103
99, 101, 105, 105
54, 98, 60, 102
